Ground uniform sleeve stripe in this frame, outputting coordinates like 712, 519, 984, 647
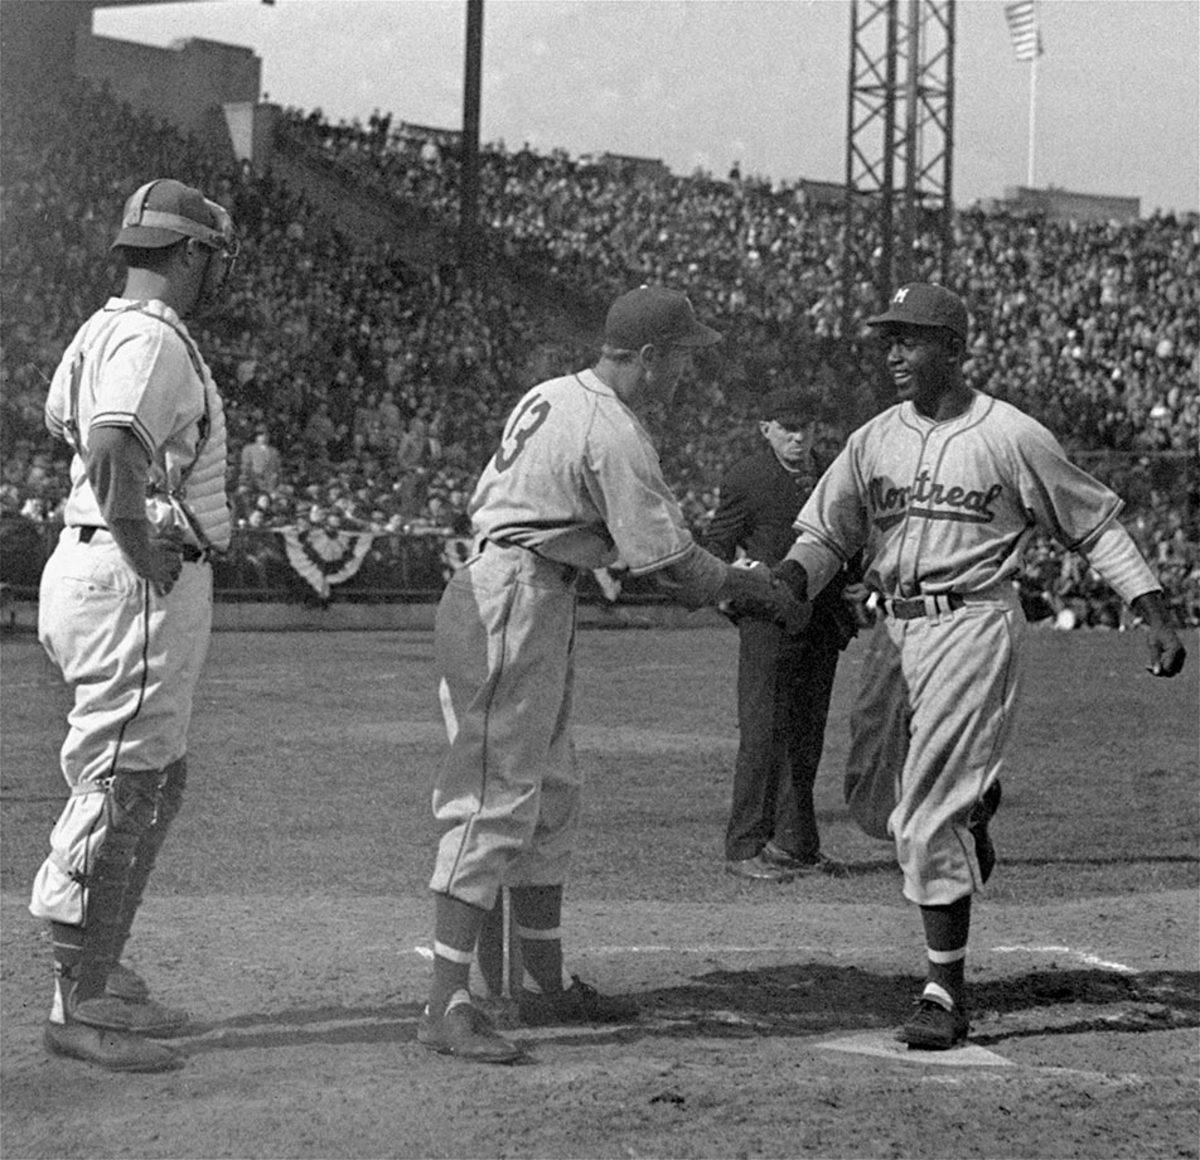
90, 414, 156, 460
1060, 498, 1125, 553
793, 522, 851, 562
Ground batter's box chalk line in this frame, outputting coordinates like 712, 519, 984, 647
817, 1031, 1014, 1068
990, 944, 1137, 974
412, 943, 870, 959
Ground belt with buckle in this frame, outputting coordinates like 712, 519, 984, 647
884, 593, 965, 620
75, 525, 207, 563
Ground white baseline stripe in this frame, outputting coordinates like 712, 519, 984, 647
992, 944, 1137, 974
414, 943, 866, 959
417, 943, 1141, 972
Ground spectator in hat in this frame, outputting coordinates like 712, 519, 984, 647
704, 386, 862, 883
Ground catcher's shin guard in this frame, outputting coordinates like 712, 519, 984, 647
109, 758, 187, 970
53, 770, 161, 1013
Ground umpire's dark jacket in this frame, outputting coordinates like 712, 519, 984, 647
703, 449, 859, 649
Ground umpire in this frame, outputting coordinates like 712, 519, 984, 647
705, 387, 860, 881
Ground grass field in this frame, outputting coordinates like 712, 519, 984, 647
1, 621, 1197, 1159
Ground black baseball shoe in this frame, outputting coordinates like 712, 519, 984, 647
44, 1020, 184, 1072
105, 962, 150, 1003
762, 842, 850, 878
68, 991, 189, 1037
516, 976, 639, 1027
726, 853, 794, 882
418, 993, 523, 1064
896, 998, 970, 1050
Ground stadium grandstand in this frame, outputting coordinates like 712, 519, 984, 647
1, 2, 1196, 626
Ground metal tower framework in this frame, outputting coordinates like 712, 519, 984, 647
841, 0, 956, 336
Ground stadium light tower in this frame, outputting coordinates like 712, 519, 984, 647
841, 0, 956, 336
460, 0, 484, 282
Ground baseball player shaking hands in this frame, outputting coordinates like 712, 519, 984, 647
421, 287, 804, 1063
772, 283, 1185, 1050
31, 179, 238, 1072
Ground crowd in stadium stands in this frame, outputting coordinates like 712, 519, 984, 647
2, 82, 1197, 626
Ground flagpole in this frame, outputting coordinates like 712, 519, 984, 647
1027, 49, 1037, 188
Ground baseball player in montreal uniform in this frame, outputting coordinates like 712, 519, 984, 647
771, 283, 1187, 1050
31, 179, 238, 1072
419, 287, 806, 1063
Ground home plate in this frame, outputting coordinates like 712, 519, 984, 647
818, 1030, 1014, 1067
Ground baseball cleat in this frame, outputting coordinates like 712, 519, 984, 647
472, 993, 522, 1031
43, 1020, 184, 1072
896, 998, 970, 1050
68, 993, 189, 1037
106, 962, 151, 1003
516, 976, 640, 1027
725, 853, 795, 882
762, 843, 850, 879
418, 996, 523, 1064
805, 853, 851, 879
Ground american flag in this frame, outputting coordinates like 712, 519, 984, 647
1004, 0, 1044, 62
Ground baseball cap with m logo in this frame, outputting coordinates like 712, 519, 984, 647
865, 282, 969, 342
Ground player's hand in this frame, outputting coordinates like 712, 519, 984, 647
772, 578, 812, 635
110, 518, 185, 597
1144, 624, 1186, 678
722, 560, 810, 633
731, 587, 811, 634
145, 534, 185, 597
1131, 590, 1187, 677
841, 582, 878, 628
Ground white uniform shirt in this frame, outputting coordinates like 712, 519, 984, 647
470, 369, 696, 574
45, 298, 231, 550
793, 391, 1124, 597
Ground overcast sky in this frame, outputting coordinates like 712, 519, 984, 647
94, 0, 1199, 214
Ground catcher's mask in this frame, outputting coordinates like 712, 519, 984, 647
113, 178, 239, 275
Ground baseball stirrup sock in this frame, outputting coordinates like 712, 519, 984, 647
433, 940, 475, 965
921, 981, 957, 1011
511, 884, 566, 993
431, 894, 488, 1011
515, 924, 565, 994
47, 922, 86, 1024
430, 942, 475, 1016
925, 944, 967, 1003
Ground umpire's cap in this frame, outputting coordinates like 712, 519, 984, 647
759, 387, 829, 425
866, 282, 969, 342
605, 286, 722, 350
112, 179, 230, 251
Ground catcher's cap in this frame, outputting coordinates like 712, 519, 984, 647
112, 179, 230, 251
866, 282, 968, 342
759, 387, 827, 425
605, 286, 722, 350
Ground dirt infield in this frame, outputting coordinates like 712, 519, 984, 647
2, 625, 1197, 1159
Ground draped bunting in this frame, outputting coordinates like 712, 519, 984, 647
278, 527, 376, 599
